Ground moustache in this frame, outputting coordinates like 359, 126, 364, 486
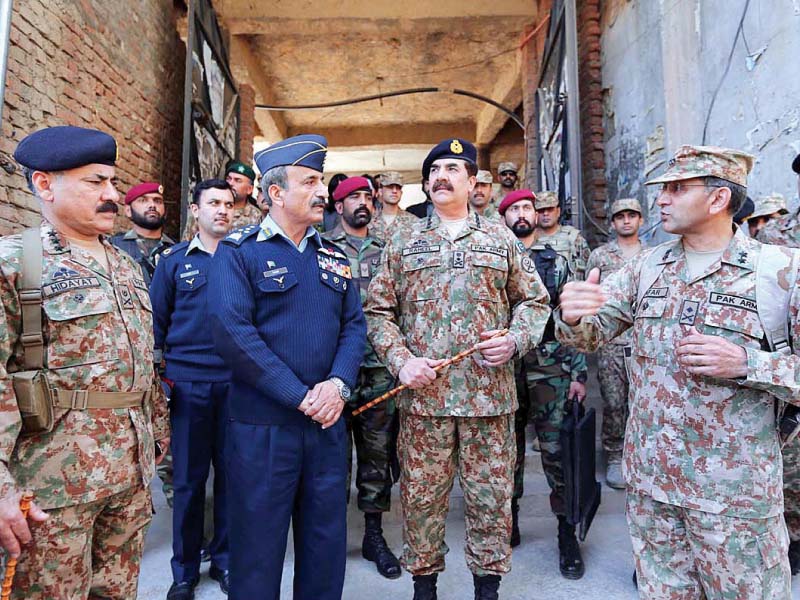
354, 207, 370, 216
97, 201, 119, 214
311, 198, 326, 208
432, 181, 453, 192
515, 218, 531, 228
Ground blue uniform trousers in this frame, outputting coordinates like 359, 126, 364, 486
226, 417, 348, 600
170, 381, 231, 583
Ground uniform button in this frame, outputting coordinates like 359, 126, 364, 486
322, 273, 329, 279
343, 282, 347, 290
334, 276, 339, 283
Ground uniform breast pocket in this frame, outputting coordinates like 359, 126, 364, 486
702, 301, 765, 348
131, 280, 153, 311
43, 288, 115, 368
257, 272, 298, 294
176, 274, 208, 294
319, 270, 350, 294
633, 297, 667, 359
468, 253, 508, 302
401, 254, 442, 301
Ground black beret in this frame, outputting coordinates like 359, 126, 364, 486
14, 126, 117, 171
225, 160, 256, 182
793, 153, 800, 175
422, 138, 477, 179
254, 134, 327, 175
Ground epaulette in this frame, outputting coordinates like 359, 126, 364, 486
159, 241, 189, 260
221, 224, 260, 246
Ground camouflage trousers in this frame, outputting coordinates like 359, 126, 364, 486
513, 363, 569, 515
627, 492, 791, 599
399, 412, 515, 576
783, 437, 800, 541
597, 344, 630, 463
12, 483, 152, 600
346, 367, 398, 513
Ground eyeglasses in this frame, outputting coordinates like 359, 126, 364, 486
659, 182, 710, 195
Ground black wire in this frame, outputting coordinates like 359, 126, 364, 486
255, 87, 524, 130
702, 0, 751, 144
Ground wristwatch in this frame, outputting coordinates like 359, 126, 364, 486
329, 377, 351, 401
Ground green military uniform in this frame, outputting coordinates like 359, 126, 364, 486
365, 208, 550, 578
322, 225, 396, 513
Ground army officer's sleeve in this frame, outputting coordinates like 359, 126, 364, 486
364, 239, 415, 378
739, 270, 800, 405
0, 255, 23, 499
554, 251, 642, 353
505, 235, 551, 357
208, 242, 309, 408
327, 272, 367, 390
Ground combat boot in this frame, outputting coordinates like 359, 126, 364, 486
412, 573, 438, 600
473, 574, 501, 600
362, 513, 402, 579
789, 539, 800, 575
510, 499, 521, 547
557, 516, 585, 580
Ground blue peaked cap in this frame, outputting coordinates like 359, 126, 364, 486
254, 134, 328, 175
14, 126, 117, 171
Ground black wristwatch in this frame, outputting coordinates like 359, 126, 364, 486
329, 377, 351, 401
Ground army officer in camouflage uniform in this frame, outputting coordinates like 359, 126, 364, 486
323, 176, 402, 579
0, 126, 170, 599
365, 138, 550, 600
557, 145, 798, 598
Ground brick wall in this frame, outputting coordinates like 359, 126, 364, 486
577, 0, 606, 246
238, 83, 255, 164
0, 0, 186, 237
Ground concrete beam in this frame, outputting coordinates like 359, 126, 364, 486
282, 122, 476, 147
217, 0, 536, 22
229, 36, 288, 142
475, 51, 523, 146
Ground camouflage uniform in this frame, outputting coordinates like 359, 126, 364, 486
365, 210, 550, 576
322, 225, 397, 513
586, 240, 643, 463
555, 228, 796, 598
0, 222, 170, 599
533, 224, 591, 281
513, 241, 587, 512
368, 209, 419, 244
182, 200, 262, 241
757, 213, 800, 544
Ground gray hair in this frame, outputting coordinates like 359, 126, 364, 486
260, 166, 288, 207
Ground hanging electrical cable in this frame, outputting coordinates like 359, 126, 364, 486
255, 87, 524, 130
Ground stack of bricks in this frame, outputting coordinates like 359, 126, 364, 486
576, 0, 606, 247
237, 83, 255, 167
0, 0, 186, 237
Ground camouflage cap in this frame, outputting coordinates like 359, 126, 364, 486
476, 170, 493, 184
610, 197, 642, 217
380, 171, 403, 186
646, 145, 754, 188
534, 190, 559, 210
749, 193, 788, 219
498, 161, 518, 174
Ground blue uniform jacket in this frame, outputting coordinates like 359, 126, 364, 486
207, 224, 366, 425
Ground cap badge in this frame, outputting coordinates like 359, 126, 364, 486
450, 140, 463, 154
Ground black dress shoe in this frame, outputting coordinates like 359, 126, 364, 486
209, 564, 230, 595
166, 581, 196, 600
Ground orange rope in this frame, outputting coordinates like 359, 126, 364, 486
351, 329, 510, 417
1, 493, 33, 600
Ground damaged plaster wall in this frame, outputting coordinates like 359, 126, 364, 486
600, 0, 800, 244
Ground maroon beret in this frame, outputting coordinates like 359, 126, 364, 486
498, 189, 536, 215
125, 181, 163, 205
333, 176, 371, 202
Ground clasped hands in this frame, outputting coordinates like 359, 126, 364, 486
398, 329, 517, 389
560, 268, 747, 379
298, 380, 344, 429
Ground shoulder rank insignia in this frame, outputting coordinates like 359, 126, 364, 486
162, 247, 172, 256
223, 225, 258, 246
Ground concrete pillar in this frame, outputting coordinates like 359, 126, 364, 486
238, 82, 256, 163
520, 13, 547, 191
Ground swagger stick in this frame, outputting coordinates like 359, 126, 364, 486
352, 329, 509, 416
1, 492, 33, 600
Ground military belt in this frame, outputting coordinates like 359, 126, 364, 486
52, 389, 149, 410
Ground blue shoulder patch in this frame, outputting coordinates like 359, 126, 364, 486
222, 224, 260, 246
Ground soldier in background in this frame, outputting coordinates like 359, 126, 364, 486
369, 171, 419, 241
532, 191, 591, 280
586, 198, 644, 490
183, 160, 261, 240
323, 176, 402, 580
0, 126, 170, 599
499, 189, 588, 579
365, 138, 550, 600
747, 193, 788, 238
497, 162, 518, 202
469, 170, 499, 219
558, 145, 796, 598
110, 181, 175, 286
756, 153, 800, 575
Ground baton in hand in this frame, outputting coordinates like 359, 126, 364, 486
1, 492, 34, 600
